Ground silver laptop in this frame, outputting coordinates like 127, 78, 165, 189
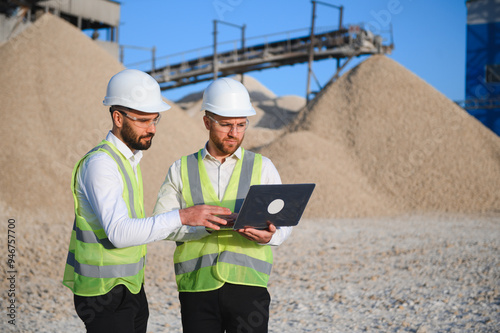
232, 183, 315, 230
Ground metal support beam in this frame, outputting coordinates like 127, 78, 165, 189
213, 20, 218, 80
119, 44, 156, 67
213, 19, 246, 83
152, 46, 156, 74
307, 1, 344, 103
306, 1, 316, 103
331, 55, 354, 82
241, 24, 246, 84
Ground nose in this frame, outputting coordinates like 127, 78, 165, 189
227, 125, 238, 136
147, 123, 157, 134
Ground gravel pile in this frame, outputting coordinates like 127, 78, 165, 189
261, 55, 500, 218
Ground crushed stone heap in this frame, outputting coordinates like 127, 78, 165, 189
261, 55, 500, 218
0, 13, 207, 220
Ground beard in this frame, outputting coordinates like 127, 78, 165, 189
121, 120, 154, 151
209, 129, 244, 156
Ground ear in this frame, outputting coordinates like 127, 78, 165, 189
203, 115, 211, 130
112, 110, 124, 129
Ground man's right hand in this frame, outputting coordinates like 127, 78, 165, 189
178, 205, 231, 230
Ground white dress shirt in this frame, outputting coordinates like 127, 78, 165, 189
74, 131, 182, 248
153, 144, 292, 246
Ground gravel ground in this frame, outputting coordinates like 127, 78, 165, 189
267, 213, 500, 333
4, 213, 499, 332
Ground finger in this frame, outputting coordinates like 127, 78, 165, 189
207, 205, 232, 215
241, 229, 260, 240
205, 214, 228, 229
239, 233, 254, 241
204, 222, 221, 231
236, 228, 249, 235
211, 216, 228, 225
218, 215, 236, 223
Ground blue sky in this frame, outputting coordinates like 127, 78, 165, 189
115, 1, 467, 102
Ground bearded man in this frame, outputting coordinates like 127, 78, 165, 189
153, 77, 292, 333
63, 69, 230, 333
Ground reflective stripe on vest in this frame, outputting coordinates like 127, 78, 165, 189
174, 251, 272, 276
186, 150, 255, 212
66, 251, 145, 279
174, 148, 272, 292
74, 221, 115, 249
62, 141, 146, 296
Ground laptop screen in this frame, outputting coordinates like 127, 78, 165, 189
232, 183, 315, 230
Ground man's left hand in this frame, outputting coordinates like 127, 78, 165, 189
236, 222, 276, 244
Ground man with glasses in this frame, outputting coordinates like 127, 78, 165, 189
63, 69, 231, 333
154, 77, 292, 333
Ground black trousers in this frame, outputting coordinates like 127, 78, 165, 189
74, 284, 149, 333
179, 283, 271, 333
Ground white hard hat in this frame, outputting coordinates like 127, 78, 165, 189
103, 69, 171, 113
200, 77, 256, 117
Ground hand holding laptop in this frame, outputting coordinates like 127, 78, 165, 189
236, 221, 277, 244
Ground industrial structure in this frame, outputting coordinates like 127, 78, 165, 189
0, 1, 393, 102
141, 2, 393, 101
463, 0, 500, 135
146, 25, 392, 99
0, 0, 120, 58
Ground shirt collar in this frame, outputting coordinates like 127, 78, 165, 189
106, 131, 143, 164
201, 141, 242, 162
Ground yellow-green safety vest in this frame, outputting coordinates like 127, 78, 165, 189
174, 148, 273, 292
62, 140, 147, 297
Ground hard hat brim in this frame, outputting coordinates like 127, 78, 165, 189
201, 103, 256, 117
103, 97, 171, 113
